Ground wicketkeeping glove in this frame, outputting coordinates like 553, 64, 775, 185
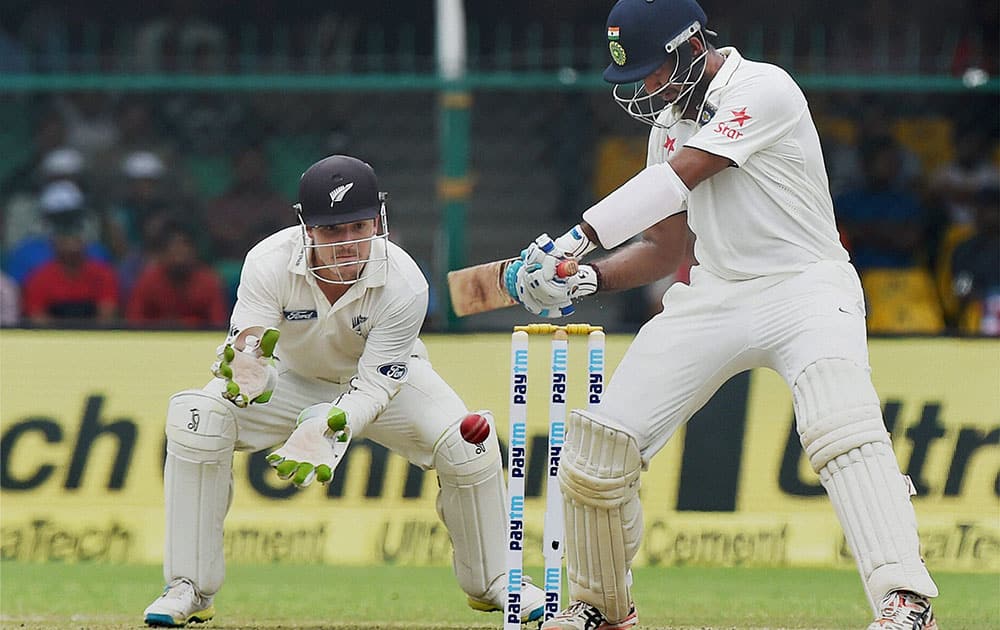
266, 403, 352, 488
211, 327, 280, 407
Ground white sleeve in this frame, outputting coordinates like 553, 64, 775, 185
331, 290, 428, 433
685, 68, 806, 167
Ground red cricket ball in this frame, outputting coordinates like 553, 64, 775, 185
459, 413, 491, 444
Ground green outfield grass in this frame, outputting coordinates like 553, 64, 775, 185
0, 562, 995, 629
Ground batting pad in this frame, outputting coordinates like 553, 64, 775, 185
164, 390, 238, 595
559, 410, 642, 622
433, 411, 508, 603
794, 360, 938, 611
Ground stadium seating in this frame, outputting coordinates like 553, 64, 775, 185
593, 136, 646, 200
934, 222, 977, 323
892, 116, 955, 175
861, 267, 946, 334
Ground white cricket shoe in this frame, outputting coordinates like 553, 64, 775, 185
468, 574, 546, 623
541, 600, 638, 630
143, 578, 215, 627
867, 590, 938, 630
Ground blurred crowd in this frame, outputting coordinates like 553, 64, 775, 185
816, 96, 999, 337
0, 90, 996, 336
0, 93, 296, 330
1, 0, 995, 76
0, 0, 997, 334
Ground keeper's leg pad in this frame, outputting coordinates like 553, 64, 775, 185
164, 390, 238, 596
433, 411, 508, 602
793, 360, 938, 611
559, 410, 642, 623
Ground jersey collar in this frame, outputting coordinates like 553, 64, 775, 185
289, 229, 309, 275
653, 48, 744, 129
704, 47, 743, 97
360, 237, 388, 289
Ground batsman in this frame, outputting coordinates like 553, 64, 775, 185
143, 155, 545, 626
506, 0, 939, 628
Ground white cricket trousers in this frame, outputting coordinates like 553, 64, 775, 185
602, 259, 870, 461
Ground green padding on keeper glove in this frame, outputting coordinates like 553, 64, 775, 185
266, 403, 352, 488
258, 327, 279, 357
327, 407, 348, 441
212, 327, 280, 407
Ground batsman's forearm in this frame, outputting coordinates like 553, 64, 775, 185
589, 214, 688, 292
591, 242, 681, 291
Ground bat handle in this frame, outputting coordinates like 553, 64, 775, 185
555, 259, 579, 278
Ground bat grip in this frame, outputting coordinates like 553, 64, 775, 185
555, 259, 579, 278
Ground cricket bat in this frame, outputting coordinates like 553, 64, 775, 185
447, 257, 578, 317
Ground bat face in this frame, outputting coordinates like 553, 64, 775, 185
447, 258, 518, 317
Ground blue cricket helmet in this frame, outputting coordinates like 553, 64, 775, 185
603, 0, 713, 84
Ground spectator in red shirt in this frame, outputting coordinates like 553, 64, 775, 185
125, 221, 228, 328
22, 183, 119, 326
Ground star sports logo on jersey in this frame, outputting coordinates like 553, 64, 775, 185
713, 107, 752, 140
728, 108, 752, 126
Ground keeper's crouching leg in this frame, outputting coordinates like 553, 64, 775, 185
559, 410, 643, 623
163, 389, 237, 596
793, 359, 938, 612
432, 412, 509, 603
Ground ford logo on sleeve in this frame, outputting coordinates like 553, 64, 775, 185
377, 363, 408, 380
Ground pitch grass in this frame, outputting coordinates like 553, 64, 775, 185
0, 563, 995, 629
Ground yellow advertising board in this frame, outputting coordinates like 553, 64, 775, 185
1, 330, 997, 572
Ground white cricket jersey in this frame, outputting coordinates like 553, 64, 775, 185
648, 47, 848, 280
229, 226, 429, 430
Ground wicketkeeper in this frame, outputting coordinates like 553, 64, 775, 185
143, 155, 545, 627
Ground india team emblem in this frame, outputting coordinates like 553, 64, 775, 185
699, 103, 717, 126
609, 41, 626, 66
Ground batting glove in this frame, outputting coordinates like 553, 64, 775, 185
505, 258, 574, 318
525, 252, 599, 298
523, 261, 599, 315
266, 403, 352, 488
507, 239, 599, 319
211, 327, 280, 407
